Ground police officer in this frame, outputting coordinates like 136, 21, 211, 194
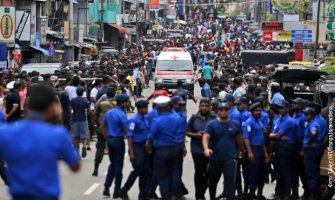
101, 94, 129, 198
291, 97, 307, 199
224, 94, 241, 124
302, 107, 323, 200
119, 100, 150, 200
270, 82, 285, 105
171, 96, 189, 198
203, 103, 244, 200
308, 103, 328, 147
269, 100, 297, 200
186, 99, 216, 200
243, 103, 269, 200
147, 96, 184, 200
92, 88, 116, 176
235, 96, 251, 199
0, 84, 80, 200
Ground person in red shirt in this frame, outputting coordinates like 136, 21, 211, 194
147, 84, 169, 101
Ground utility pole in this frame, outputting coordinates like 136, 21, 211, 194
136, 0, 139, 48
99, 0, 104, 42
69, 0, 74, 61
314, 0, 321, 59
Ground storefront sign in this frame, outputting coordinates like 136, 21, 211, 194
263, 31, 273, 41
0, 7, 15, 43
15, 11, 30, 42
272, 0, 298, 11
149, 0, 159, 10
262, 22, 283, 31
278, 31, 291, 41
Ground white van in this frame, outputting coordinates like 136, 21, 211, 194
154, 47, 195, 95
21, 63, 61, 75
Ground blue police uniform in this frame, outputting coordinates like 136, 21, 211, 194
205, 118, 241, 200
0, 119, 79, 200
236, 107, 250, 195
292, 111, 306, 194
229, 106, 241, 124
303, 117, 323, 198
103, 105, 128, 196
148, 111, 184, 200
272, 113, 297, 199
121, 113, 150, 199
173, 109, 188, 197
260, 111, 269, 128
243, 115, 266, 194
0, 110, 4, 123
315, 115, 328, 145
271, 92, 285, 105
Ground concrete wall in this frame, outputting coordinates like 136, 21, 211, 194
306, 21, 327, 44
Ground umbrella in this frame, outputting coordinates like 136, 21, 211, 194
6, 81, 15, 89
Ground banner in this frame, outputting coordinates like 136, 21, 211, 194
272, 0, 298, 11
278, 31, 291, 41
15, 11, 31, 42
149, 0, 159, 10
263, 31, 273, 41
0, 7, 15, 43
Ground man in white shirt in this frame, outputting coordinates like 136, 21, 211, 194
65, 76, 81, 101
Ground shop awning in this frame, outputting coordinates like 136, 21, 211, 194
73, 0, 78, 4
108, 24, 131, 36
30, 46, 49, 56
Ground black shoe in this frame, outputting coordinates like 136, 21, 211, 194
103, 189, 111, 197
257, 195, 267, 200
152, 193, 162, 199
119, 189, 129, 200
82, 147, 87, 158
113, 192, 119, 199
92, 170, 98, 176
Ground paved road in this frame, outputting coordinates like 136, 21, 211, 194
0, 83, 300, 200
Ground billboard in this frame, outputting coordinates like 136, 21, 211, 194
0, 7, 15, 43
15, 11, 31, 42
149, 0, 160, 10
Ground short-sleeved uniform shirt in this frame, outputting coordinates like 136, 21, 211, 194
0, 110, 5, 123
205, 119, 241, 161
127, 113, 150, 143
229, 106, 241, 125
243, 116, 265, 146
146, 108, 159, 126
303, 118, 321, 148
293, 111, 305, 142
0, 120, 79, 199
148, 111, 182, 148
103, 106, 128, 137
271, 92, 285, 105
187, 112, 216, 154
272, 114, 297, 145
71, 97, 90, 122
5, 91, 21, 122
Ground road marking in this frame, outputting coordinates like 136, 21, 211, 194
83, 183, 100, 195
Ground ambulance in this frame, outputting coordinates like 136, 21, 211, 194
154, 47, 195, 96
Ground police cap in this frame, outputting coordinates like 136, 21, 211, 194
115, 94, 130, 102
153, 96, 171, 107
135, 100, 149, 108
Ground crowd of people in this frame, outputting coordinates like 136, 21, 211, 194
0, 17, 332, 200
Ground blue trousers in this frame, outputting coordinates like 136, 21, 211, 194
208, 159, 237, 200
275, 144, 296, 197
154, 146, 179, 200
248, 146, 265, 192
303, 147, 322, 195
104, 137, 125, 194
122, 143, 150, 198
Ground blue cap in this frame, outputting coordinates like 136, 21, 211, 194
171, 95, 186, 105
223, 94, 235, 102
254, 96, 264, 104
277, 100, 290, 108
235, 96, 249, 105
115, 94, 130, 102
303, 107, 316, 115
135, 100, 149, 108
218, 103, 230, 109
291, 97, 305, 106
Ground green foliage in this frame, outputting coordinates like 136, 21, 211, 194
321, 61, 335, 76
231, 8, 241, 18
